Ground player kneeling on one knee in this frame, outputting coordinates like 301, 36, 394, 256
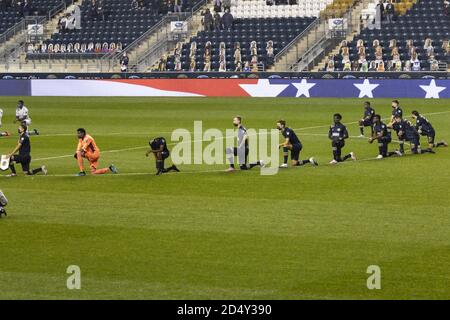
370, 115, 401, 159
146, 137, 179, 176
0, 189, 7, 218
225, 116, 264, 172
75, 128, 117, 176
391, 115, 434, 155
412, 111, 447, 151
3, 124, 47, 177
276, 119, 317, 168
328, 113, 356, 164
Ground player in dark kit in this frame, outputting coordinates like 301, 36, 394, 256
411, 111, 448, 151
0, 189, 7, 218
358, 101, 375, 137
277, 120, 318, 168
370, 114, 401, 159
328, 113, 356, 164
4, 124, 47, 177
392, 115, 434, 154
389, 100, 405, 154
146, 137, 180, 175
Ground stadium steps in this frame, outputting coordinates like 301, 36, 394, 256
311, 0, 371, 72
268, 0, 366, 72
137, 1, 211, 72
312, 0, 422, 72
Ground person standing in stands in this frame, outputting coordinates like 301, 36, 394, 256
222, 9, 233, 31
213, 10, 222, 31
173, 0, 182, 13
202, 9, 213, 32
385, 0, 395, 24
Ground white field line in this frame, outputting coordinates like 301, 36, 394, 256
0, 156, 390, 178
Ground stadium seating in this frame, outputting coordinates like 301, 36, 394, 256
164, 0, 339, 72
230, 0, 333, 19
0, 0, 71, 37
326, 0, 449, 72
27, 0, 203, 56
165, 16, 316, 72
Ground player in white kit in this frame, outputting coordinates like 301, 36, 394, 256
15, 100, 39, 135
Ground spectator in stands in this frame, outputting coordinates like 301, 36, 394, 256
442, 40, 450, 56
342, 57, 351, 71
410, 52, 421, 71
235, 61, 242, 72
189, 41, 197, 60
266, 0, 274, 5
376, 0, 384, 23
251, 56, 258, 72
359, 56, 369, 72
222, 9, 233, 31
120, 53, 129, 72
429, 55, 439, 71
250, 41, 258, 56
203, 41, 212, 71
173, 0, 182, 13
356, 39, 364, 52
202, 9, 214, 31
385, 0, 395, 24
213, 10, 222, 31
325, 56, 334, 72
213, 0, 222, 13
158, 55, 167, 71
424, 38, 434, 57
189, 56, 196, 71
444, 0, 449, 16
243, 61, 251, 72
222, 0, 231, 11
390, 54, 402, 71
234, 42, 241, 65
266, 40, 274, 64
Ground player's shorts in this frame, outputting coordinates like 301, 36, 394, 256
378, 136, 391, 144
361, 118, 373, 127
425, 131, 435, 144
21, 118, 32, 126
406, 135, 420, 146
161, 150, 170, 160
84, 151, 100, 170
332, 140, 345, 149
290, 143, 303, 161
11, 154, 31, 172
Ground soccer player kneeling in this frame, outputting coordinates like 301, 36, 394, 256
369, 115, 401, 159
412, 111, 447, 151
4, 124, 47, 177
0, 189, 7, 218
74, 128, 117, 176
328, 114, 356, 164
146, 137, 179, 176
276, 120, 318, 168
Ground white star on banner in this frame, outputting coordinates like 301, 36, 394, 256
292, 79, 316, 98
239, 79, 289, 97
353, 79, 380, 98
419, 79, 446, 99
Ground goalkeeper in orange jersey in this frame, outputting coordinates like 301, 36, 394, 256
74, 128, 118, 176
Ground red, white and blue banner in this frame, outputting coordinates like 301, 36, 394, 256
0, 79, 449, 98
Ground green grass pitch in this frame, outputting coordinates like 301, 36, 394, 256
0, 97, 449, 299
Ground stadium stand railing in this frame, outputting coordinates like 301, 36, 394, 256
16, 0, 208, 73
